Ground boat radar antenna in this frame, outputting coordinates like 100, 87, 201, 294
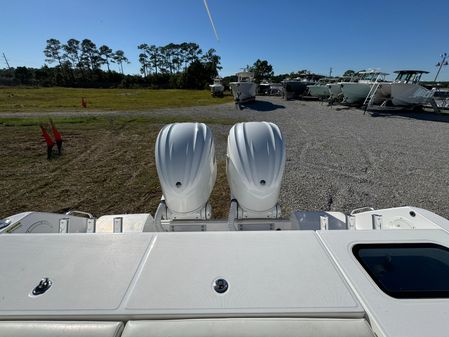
203, 0, 219, 41
434, 53, 448, 82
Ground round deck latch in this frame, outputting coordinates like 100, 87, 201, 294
32, 277, 52, 296
213, 278, 229, 294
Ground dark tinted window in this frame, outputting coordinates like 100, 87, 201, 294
353, 243, 449, 298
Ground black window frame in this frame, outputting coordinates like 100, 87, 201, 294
353, 243, 449, 299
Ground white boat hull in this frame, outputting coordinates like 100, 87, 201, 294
327, 83, 342, 97
390, 83, 432, 106
341, 83, 371, 104
341, 82, 388, 104
376, 83, 391, 98
209, 84, 224, 96
230, 82, 257, 103
307, 85, 330, 98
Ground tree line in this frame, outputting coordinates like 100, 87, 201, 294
0, 38, 222, 89
44, 38, 129, 75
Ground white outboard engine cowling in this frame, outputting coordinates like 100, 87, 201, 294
227, 122, 286, 218
155, 123, 217, 220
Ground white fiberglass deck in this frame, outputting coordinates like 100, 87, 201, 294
0, 231, 362, 319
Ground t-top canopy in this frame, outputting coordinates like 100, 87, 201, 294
358, 70, 389, 75
236, 71, 254, 77
394, 70, 429, 74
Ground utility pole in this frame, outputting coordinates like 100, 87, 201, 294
2, 52, 11, 69
434, 53, 448, 82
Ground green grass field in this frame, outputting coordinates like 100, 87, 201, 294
0, 88, 238, 218
0, 87, 233, 113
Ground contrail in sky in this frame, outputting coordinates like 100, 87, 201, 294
203, 0, 219, 41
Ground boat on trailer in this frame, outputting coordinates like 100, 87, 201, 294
229, 72, 257, 104
209, 77, 224, 97
341, 70, 389, 104
389, 70, 433, 107
327, 76, 353, 101
307, 78, 333, 99
431, 87, 449, 109
282, 78, 316, 100
1, 121, 449, 337
363, 70, 438, 111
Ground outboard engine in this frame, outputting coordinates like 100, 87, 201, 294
227, 122, 286, 219
155, 122, 217, 221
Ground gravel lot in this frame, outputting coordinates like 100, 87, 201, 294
2, 96, 449, 219
156, 96, 449, 219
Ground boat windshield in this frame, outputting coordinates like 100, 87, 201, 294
360, 72, 382, 81
395, 72, 422, 83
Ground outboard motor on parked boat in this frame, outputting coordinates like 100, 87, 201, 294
155, 122, 217, 221
227, 122, 286, 220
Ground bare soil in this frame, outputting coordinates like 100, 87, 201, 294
0, 118, 232, 219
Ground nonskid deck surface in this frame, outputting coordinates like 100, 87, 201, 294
0, 231, 363, 318
0, 229, 372, 336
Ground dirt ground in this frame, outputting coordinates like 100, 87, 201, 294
0, 118, 233, 219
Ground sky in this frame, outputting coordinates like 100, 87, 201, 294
1, 0, 449, 81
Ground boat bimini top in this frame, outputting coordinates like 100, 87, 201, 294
1, 122, 449, 337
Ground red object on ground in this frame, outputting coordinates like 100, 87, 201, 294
40, 126, 55, 146
52, 126, 62, 142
